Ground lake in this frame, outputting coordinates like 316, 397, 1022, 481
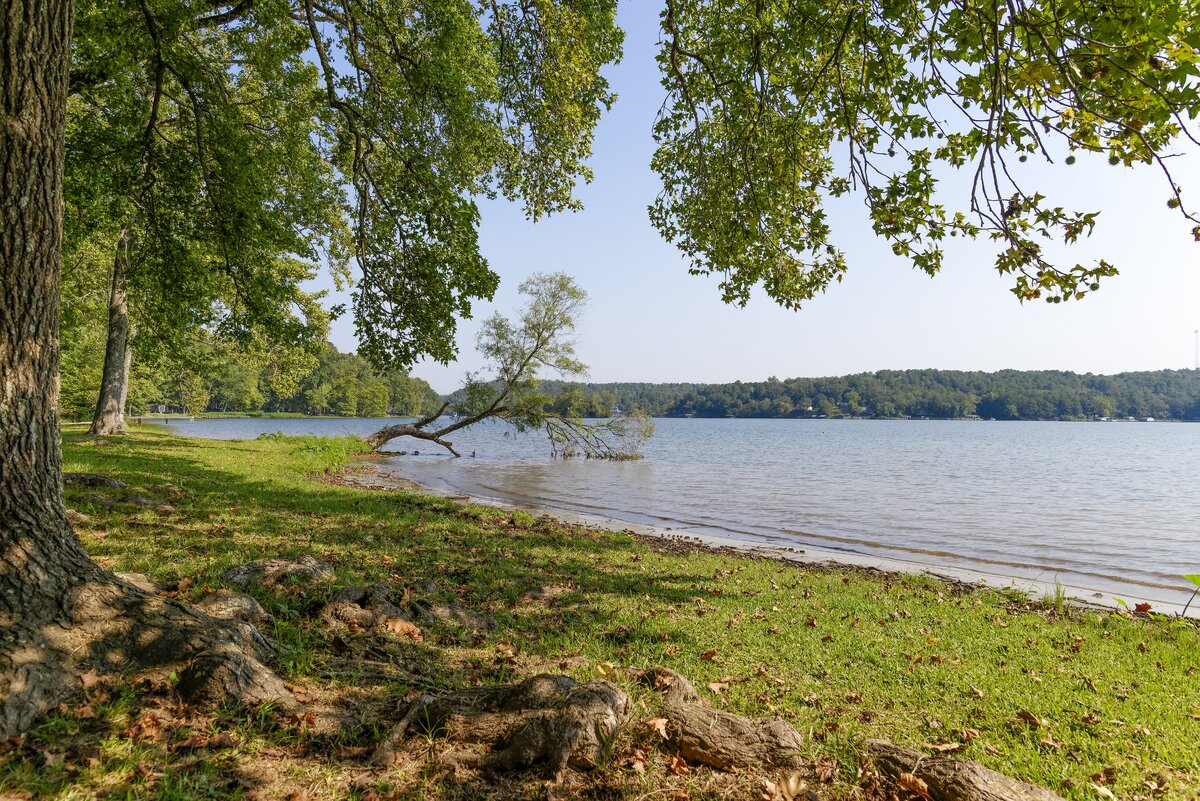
159, 416, 1200, 611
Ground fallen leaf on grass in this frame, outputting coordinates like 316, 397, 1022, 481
1016, 710, 1047, 729
643, 718, 670, 739
1091, 784, 1116, 800
121, 712, 165, 741
700, 649, 718, 661
382, 618, 422, 642
669, 753, 689, 775
762, 772, 808, 801
707, 681, 729, 694
624, 747, 648, 773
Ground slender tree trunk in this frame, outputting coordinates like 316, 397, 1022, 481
90, 228, 131, 435
118, 321, 134, 416
1, 0, 290, 736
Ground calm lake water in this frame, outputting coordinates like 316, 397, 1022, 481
160, 416, 1200, 609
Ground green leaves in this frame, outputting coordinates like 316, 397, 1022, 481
68, 0, 623, 371
650, 0, 1200, 308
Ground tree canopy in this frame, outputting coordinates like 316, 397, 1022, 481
67, 0, 623, 369
651, 0, 1200, 308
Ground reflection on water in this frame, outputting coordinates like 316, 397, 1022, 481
161, 416, 1200, 606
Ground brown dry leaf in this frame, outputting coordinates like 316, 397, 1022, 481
707, 681, 730, 694
700, 649, 718, 661
778, 772, 808, 801
1016, 710, 1045, 729
643, 717, 670, 739
898, 772, 930, 797
1134, 602, 1153, 613
283, 682, 318, 704
669, 790, 690, 801
669, 752, 689, 775
121, 712, 165, 741
814, 756, 839, 783
927, 741, 964, 753
960, 727, 980, 741
970, 685, 985, 698
1038, 735, 1062, 750
625, 747, 648, 774
382, 618, 422, 642
78, 670, 102, 690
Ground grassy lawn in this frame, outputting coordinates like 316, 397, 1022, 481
2, 427, 1197, 800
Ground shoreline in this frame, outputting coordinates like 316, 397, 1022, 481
337, 460, 1192, 618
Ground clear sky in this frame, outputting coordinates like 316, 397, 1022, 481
315, 2, 1200, 395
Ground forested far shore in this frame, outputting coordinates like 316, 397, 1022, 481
540, 369, 1200, 421
75, 363, 1200, 423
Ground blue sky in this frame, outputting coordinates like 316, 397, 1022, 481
316, 2, 1200, 394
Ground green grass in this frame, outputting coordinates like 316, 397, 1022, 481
3, 427, 1198, 800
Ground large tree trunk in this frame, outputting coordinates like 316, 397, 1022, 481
1, 0, 290, 737
89, 228, 131, 435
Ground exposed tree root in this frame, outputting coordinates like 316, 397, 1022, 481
371, 674, 631, 775
221, 555, 335, 589
636, 666, 804, 770
321, 585, 410, 632
0, 569, 293, 736
867, 739, 1066, 801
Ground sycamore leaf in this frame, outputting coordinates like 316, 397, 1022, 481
382, 619, 422, 642
897, 772, 930, 797
1016, 710, 1047, 728
643, 718, 670, 739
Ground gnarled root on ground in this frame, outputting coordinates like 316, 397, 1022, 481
635, 666, 804, 771
867, 739, 1066, 801
371, 674, 631, 775
0, 569, 293, 736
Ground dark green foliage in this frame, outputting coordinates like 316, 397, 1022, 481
540, 369, 1200, 421
59, 339, 441, 419
66, 0, 623, 370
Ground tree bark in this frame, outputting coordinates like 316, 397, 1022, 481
1, 0, 290, 737
866, 740, 1066, 801
89, 228, 131, 435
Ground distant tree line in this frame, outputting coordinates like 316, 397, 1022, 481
541, 370, 1200, 421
